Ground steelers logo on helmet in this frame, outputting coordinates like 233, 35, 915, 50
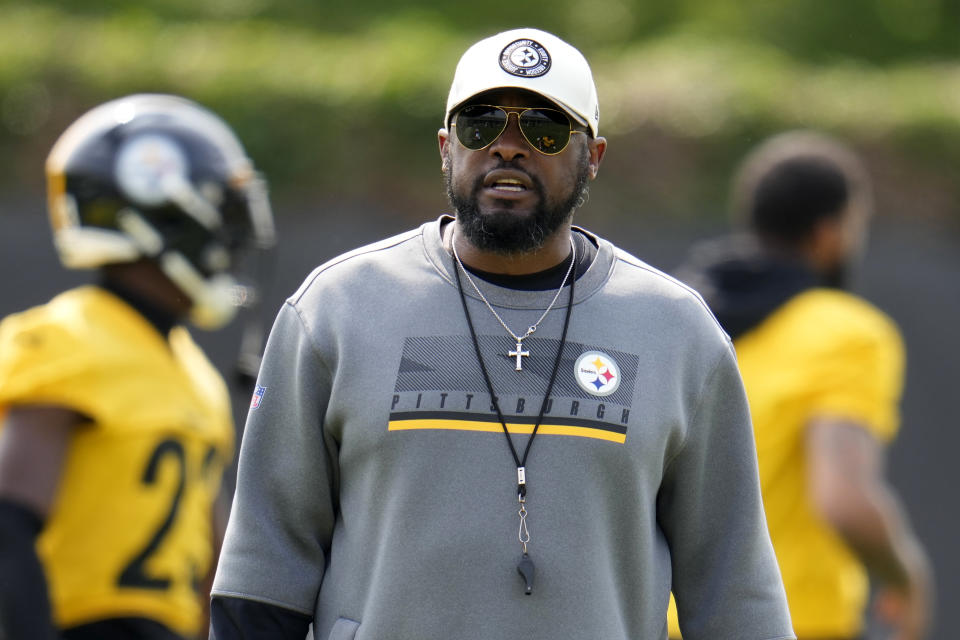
499, 39, 551, 78
115, 134, 189, 207
574, 351, 621, 397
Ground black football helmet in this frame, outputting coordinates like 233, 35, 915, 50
46, 93, 276, 329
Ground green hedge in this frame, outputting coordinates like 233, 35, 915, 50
2, 2, 958, 216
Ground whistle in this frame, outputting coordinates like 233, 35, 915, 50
517, 553, 535, 595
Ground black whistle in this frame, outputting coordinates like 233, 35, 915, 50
517, 553, 535, 595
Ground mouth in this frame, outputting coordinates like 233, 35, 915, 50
491, 178, 527, 193
483, 170, 533, 196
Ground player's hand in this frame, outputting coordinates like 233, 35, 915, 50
872, 566, 934, 640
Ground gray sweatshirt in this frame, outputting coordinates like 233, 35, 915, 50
212, 217, 794, 640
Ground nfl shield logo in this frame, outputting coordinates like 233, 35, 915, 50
250, 384, 266, 409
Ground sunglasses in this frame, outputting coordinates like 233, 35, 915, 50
452, 105, 587, 155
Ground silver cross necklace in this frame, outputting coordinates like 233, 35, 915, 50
451, 232, 576, 371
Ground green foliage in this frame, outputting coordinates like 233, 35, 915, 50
1, 1, 958, 217
33, 0, 960, 60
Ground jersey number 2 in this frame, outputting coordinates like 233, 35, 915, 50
117, 438, 215, 590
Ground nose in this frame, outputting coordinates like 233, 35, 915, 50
489, 111, 529, 161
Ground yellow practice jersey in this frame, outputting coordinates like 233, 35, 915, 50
0, 286, 234, 637
668, 288, 903, 639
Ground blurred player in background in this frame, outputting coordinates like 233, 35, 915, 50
668, 130, 933, 640
0, 94, 275, 639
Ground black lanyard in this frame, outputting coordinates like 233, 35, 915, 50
452, 249, 576, 595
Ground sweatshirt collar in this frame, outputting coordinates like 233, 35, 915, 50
422, 215, 615, 310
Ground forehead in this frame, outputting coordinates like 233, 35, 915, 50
463, 88, 560, 109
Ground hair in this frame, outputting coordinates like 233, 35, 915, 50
730, 130, 872, 248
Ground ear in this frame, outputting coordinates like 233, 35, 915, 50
438, 128, 451, 171
587, 136, 607, 181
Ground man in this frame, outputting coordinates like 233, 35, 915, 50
210, 28, 794, 640
0, 94, 276, 639
668, 131, 934, 639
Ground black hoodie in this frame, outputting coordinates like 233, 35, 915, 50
673, 234, 823, 340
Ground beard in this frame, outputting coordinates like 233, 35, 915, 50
445, 145, 590, 255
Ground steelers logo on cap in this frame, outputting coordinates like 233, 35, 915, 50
499, 39, 551, 78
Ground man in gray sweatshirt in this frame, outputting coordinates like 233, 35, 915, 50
210, 27, 795, 640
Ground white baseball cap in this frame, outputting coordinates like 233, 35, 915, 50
444, 28, 600, 138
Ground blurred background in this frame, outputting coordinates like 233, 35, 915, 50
1, 1, 957, 636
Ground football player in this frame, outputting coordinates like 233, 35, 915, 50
668, 131, 933, 640
0, 94, 275, 640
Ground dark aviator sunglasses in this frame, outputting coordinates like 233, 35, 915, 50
452, 105, 587, 156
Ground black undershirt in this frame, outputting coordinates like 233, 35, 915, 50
0, 499, 58, 640
209, 596, 312, 640
459, 230, 596, 290
62, 617, 187, 640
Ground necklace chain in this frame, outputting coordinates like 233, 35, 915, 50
451, 232, 576, 344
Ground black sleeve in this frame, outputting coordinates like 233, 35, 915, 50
0, 499, 58, 640
209, 595, 312, 640
61, 617, 185, 640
